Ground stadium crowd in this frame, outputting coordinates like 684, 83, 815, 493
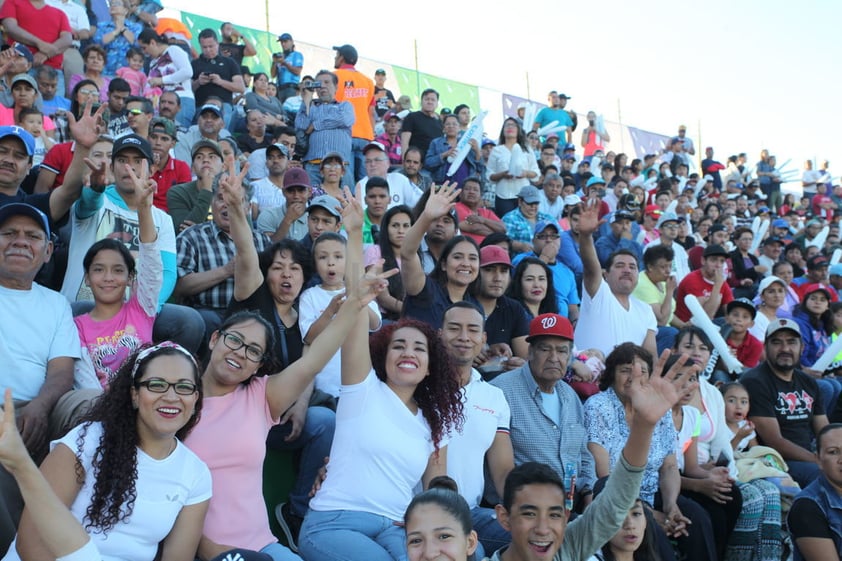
0, 2, 841, 561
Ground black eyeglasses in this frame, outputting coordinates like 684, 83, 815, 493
136, 378, 198, 395
219, 331, 265, 362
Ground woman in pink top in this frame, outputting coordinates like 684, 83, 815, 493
183, 168, 393, 561
74, 163, 160, 389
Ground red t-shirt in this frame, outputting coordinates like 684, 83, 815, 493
726, 332, 763, 368
152, 157, 192, 212
454, 202, 502, 244
39, 140, 74, 189
675, 269, 734, 322
0, 0, 71, 69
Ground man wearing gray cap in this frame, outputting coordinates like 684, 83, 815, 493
501, 185, 553, 254
250, 143, 289, 213
173, 101, 232, 164
167, 139, 225, 232
741, 318, 829, 487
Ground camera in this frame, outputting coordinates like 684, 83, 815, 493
272, 52, 284, 59
303, 80, 322, 90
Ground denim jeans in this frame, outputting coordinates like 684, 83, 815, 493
266, 406, 336, 518
816, 377, 842, 416
351, 137, 369, 183
471, 506, 510, 559
298, 509, 407, 561
176, 96, 195, 130
787, 460, 822, 488
260, 541, 301, 561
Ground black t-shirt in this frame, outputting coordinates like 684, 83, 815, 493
741, 362, 824, 452
374, 87, 395, 118
192, 54, 242, 106
485, 296, 530, 347
236, 133, 273, 155
218, 42, 246, 66
227, 283, 303, 370
788, 496, 833, 539
401, 111, 442, 158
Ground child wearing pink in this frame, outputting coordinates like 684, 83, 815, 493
74, 239, 161, 388
116, 66, 148, 96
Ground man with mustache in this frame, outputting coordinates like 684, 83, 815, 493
573, 200, 657, 358
741, 319, 828, 488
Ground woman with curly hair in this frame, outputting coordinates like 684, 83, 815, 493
7, 342, 211, 561
298, 187, 465, 561
508, 257, 559, 318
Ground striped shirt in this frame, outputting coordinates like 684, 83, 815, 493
295, 99, 354, 162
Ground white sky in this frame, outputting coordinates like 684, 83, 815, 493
164, 0, 841, 178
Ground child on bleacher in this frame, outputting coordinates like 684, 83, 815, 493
17, 108, 54, 167
298, 232, 381, 398
722, 382, 757, 452
116, 47, 148, 96
723, 297, 763, 369
73, 165, 160, 389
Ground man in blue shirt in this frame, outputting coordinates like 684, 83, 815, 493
533, 91, 574, 144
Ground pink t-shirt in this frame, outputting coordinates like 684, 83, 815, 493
74, 296, 155, 387
116, 66, 148, 96
184, 376, 280, 551
454, 202, 502, 244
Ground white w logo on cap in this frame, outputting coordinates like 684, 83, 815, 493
541, 316, 557, 329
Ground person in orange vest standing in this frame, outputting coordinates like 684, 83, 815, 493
333, 44, 375, 186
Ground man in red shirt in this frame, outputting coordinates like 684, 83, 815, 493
0, 0, 71, 72
675, 244, 734, 323
149, 117, 190, 212
333, 43, 375, 183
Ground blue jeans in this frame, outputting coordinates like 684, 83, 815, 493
266, 406, 336, 518
260, 542, 301, 561
298, 509, 407, 561
222, 102, 234, 130
351, 137, 369, 183
471, 506, 510, 559
816, 377, 842, 415
176, 96, 195, 130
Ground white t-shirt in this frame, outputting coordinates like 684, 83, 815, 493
309, 370, 442, 520
0, 283, 80, 401
574, 280, 657, 357
356, 172, 423, 211
250, 177, 286, 212
447, 370, 510, 509
298, 285, 381, 397
3, 422, 212, 561
538, 191, 565, 220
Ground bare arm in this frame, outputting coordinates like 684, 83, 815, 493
486, 433, 514, 499
588, 442, 611, 478
160, 501, 209, 561
794, 538, 842, 561
421, 445, 447, 490
400, 131, 411, 156
577, 199, 603, 298
221, 164, 264, 301
751, 415, 817, 462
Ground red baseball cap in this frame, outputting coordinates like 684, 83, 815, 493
526, 313, 574, 342
799, 282, 837, 303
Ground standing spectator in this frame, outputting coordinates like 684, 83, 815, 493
533, 91, 573, 144
46, 0, 91, 93
0, 0, 72, 96
333, 43, 375, 183
271, 32, 303, 104
373, 68, 394, 121
580, 110, 609, 157
488, 117, 540, 217
93, 0, 140, 77
191, 28, 245, 129
140, 28, 195, 130
700, 146, 725, 192
295, 70, 354, 190
400, 88, 442, 159
217, 22, 256, 67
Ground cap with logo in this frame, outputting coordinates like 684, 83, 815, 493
191, 139, 222, 160
150, 117, 177, 139
612, 210, 636, 224
283, 167, 311, 190
113, 134, 152, 162
0, 125, 34, 156
726, 297, 757, 319
766, 318, 801, 340
198, 104, 223, 118
0, 202, 50, 238
266, 143, 289, 158
526, 313, 574, 342
308, 195, 341, 218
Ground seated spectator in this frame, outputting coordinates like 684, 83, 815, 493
595, 209, 643, 268
575, 201, 657, 357
308, 150, 343, 200
69, 44, 110, 103
455, 176, 505, 245
403, 480, 481, 561
724, 298, 763, 370
644, 211, 690, 283
245, 72, 286, 130
236, 109, 273, 156
256, 167, 312, 243
103, 78, 131, 139
297, 201, 463, 561
355, 141, 423, 211
140, 28, 195, 130
4, 342, 210, 561
124, 95, 152, 139
247, 126, 296, 181
729, 227, 766, 299
174, 171, 270, 337
538, 172, 565, 219
167, 139, 223, 232
148, 117, 190, 212
0, 203, 90, 553
174, 102, 231, 165
250, 143, 288, 213
398, 146, 433, 194
585, 343, 716, 561
364, 204, 413, 321
93, 0, 141, 77
586, 499, 660, 561
0, 75, 56, 139
501, 185, 553, 255
298, 194, 342, 251
475, 245, 529, 363
511, 221, 579, 320
401, 182, 480, 329
411, 188, 459, 273
633, 245, 682, 354
508, 256, 559, 319
34, 66, 70, 121
788, 423, 842, 560
18, 108, 54, 169
74, 175, 159, 389
558, 203, 584, 285
742, 319, 830, 487
675, 244, 734, 323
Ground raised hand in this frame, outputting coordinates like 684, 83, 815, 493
126, 159, 156, 209
628, 350, 699, 427
218, 160, 249, 209
0, 389, 31, 473
338, 185, 363, 233
350, 259, 398, 307
67, 99, 106, 149
577, 198, 600, 236
423, 181, 460, 221
83, 157, 109, 192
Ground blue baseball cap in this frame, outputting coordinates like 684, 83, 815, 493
772, 218, 788, 228
533, 220, 559, 237
0, 125, 34, 156
0, 202, 50, 237
586, 176, 606, 188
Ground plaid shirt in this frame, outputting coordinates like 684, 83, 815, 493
176, 221, 270, 309
490, 362, 596, 491
501, 208, 553, 245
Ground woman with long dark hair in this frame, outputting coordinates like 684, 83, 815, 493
7, 343, 210, 561
508, 257, 559, 318
365, 204, 414, 321
487, 117, 539, 216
